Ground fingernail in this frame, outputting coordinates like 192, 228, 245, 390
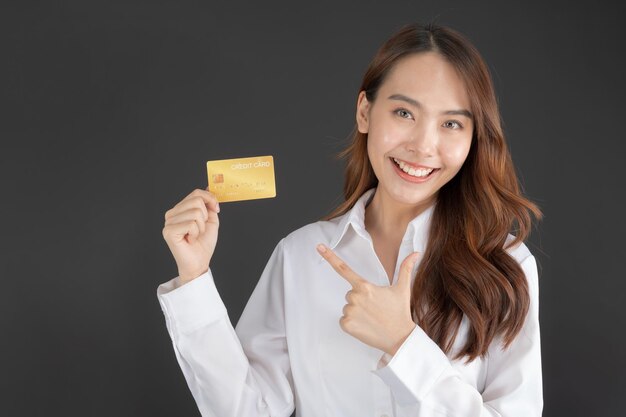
316, 244, 326, 253
216, 202, 220, 213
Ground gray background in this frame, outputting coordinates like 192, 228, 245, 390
2, 1, 624, 416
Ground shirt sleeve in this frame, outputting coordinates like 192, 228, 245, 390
371, 254, 543, 416
156, 238, 295, 417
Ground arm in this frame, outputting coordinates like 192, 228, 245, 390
371, 255, 542, 416
156, 238, 295, 417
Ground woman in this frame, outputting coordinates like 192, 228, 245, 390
158, 23, 543, 417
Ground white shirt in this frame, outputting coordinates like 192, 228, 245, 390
157, 186, 542, 417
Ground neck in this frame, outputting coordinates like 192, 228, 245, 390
364, 187, 435, 239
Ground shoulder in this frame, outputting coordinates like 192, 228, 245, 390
503, 233, 533, 264
503, 233, 539, 284
503, 233, 539, 293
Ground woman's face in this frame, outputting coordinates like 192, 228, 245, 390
357, 52, 474, 209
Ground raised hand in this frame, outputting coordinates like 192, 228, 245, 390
162, 187, 221, 285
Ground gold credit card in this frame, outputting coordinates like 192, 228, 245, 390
206, 155, 276, 203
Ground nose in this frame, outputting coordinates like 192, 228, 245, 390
405, 120, 437, 156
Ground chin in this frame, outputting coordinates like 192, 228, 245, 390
386, 185, 435, 206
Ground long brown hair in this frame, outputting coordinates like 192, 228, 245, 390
321, 23, 543, 363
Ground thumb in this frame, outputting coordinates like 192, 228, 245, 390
396, 251, 420, 291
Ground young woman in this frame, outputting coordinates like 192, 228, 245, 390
158, 23, 543, 417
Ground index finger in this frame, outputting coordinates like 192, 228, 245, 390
316, 244, 364, 287
181, 187, 219, 212
167, 188, 220, 220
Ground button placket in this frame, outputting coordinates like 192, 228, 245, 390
357, 226, 391, 286
390, 239, 414, 286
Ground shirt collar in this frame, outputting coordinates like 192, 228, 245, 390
329, 186, 436, 253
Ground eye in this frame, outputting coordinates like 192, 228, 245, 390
443, 120, 463, 130
394, 108, 413, 120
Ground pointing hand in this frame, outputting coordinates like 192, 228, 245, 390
316, 244, 419, 356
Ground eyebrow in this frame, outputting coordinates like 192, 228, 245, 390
387, 94, 473, 119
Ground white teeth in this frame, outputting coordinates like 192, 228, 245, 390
393, 158, 435, 177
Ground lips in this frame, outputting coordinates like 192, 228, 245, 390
390, 157, 439, 175
389, 157, 440, 182
391, 157, 437, 170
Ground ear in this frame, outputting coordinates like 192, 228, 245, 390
356, 90, 370, 134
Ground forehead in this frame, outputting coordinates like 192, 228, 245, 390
379, 52, 471, 110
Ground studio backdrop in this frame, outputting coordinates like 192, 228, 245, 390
1, 1, 624, 416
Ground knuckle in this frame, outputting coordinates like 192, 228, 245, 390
191, 189, 208, 202
194, 207, 205, 218
337, 262, 351, 274
201, 188, 217, 201
340, 316, 353, 331
358, 282, 372, 295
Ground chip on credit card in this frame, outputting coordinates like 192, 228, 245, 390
206, 155, 276, 203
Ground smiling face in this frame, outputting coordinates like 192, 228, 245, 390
357, 51, 474, 211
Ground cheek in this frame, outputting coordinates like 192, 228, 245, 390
441, 137, 472, 167
367, 124, 404, 159
366, 138, 381, 171
366, 134, 393, 180
367, 130, 394, 161
368, 113, 405, 146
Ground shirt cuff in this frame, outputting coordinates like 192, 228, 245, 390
156, 268, 228, 335
371, 324, 451, 406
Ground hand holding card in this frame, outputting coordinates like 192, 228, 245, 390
161, 155, 277, 286
162, 186, 221, 285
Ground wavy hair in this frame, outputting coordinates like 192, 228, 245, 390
321, 23, 543, 363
